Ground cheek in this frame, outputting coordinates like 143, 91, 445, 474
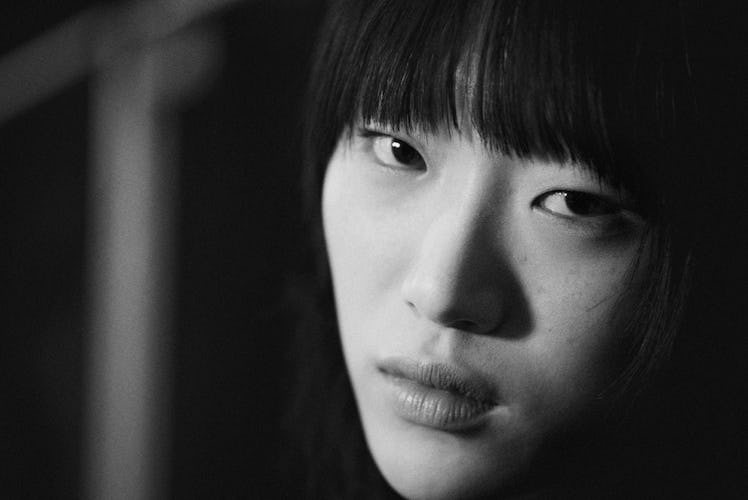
321, 152, 409, 358
503, 233, 642, 426
521, 305, 625, 423
322, 147, 405, 270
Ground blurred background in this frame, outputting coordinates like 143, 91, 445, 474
2, 0, 324, 497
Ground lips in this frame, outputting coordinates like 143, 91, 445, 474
377, 357, 499, 431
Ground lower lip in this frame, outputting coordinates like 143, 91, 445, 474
383, 373, 497, 431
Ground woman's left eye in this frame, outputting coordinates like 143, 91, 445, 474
533, 191, 621, 219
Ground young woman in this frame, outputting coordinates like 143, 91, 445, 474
284, 1, 744, 498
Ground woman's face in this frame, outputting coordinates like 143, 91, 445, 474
322, 123, 647, 499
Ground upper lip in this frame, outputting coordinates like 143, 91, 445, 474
377, 357, 498, 405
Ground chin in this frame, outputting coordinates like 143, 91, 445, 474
365, 422, 535, 500
377, 454, 517, 500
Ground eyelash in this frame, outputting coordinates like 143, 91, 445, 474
534, 191, 618, 217
357, 128, 426, 171
532, 190, 641, 234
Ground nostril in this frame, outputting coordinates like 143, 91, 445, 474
448, 319, 480, 331
405, 297, 493, 333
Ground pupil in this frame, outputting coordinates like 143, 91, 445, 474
391, 139, 417, 164
565, 192, 610, 216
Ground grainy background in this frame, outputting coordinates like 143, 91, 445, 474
1, 1, 324, 497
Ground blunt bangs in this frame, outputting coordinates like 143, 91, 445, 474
306, 0, 697, 205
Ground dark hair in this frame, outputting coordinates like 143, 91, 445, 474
284, 1, 742, 497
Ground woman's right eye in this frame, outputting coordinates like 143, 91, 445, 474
364, 132, 425, 171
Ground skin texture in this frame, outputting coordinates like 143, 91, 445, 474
322, 123, 648, 499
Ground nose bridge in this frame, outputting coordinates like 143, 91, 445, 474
401, 185, 505, 333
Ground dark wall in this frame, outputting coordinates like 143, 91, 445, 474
2, 3, 96, 495
172, 1, 324, 497
2, 82, 89, 500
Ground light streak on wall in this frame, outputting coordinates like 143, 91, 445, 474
1, 1, 235, 498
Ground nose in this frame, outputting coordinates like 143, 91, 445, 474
400, 204, 507, 335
